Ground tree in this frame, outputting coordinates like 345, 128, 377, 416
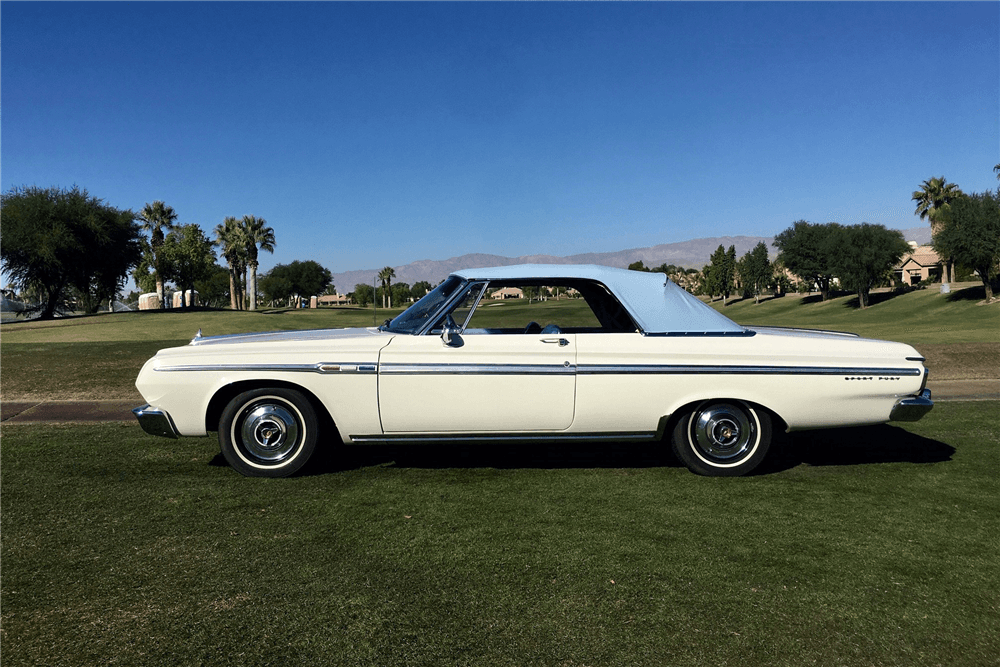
132, 240, 159, 294
933, 191, 1000, 302
705, 244, 736, 304
378, 266, 396, 308
240, 215, 275, 311
214, 217, 247, 310
411, 281, 432, 300
726, 245, 736, 300
195, 264, 233, 308
259, 272, 294, 306
994, 164, 999, 181
628, 260, 649, 272
139, 200, 179, 309
391, 282, 411, 307
1, 185, 141, 319
161, 224, 217, 308
738, 242, 772, 304
352, 283, 375, 307
773, 220, 841, 300
912, 177, 963, 282
268, 260, 332, 301
828, 223, 910, 309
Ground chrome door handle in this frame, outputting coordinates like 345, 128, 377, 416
541, 338, 569, 347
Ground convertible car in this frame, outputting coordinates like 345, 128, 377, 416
134, 264, 932, 477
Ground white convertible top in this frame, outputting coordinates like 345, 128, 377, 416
452, 264, 746, 335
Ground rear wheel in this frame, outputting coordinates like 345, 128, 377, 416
219, 388, 318, 477
671, 400, 771, 476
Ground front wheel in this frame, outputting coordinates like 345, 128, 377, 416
671, 400, 771, 476
219, 388, 319, 477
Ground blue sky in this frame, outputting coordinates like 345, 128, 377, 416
3, 1, 998, 283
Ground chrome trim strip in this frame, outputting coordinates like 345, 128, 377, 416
577, 364, 922, 377
380, 363, 575, 375
642, 330, 756, 338
156, 361, 920, 378
380, 362, 921, 377
459, 282, 489, 331
155, 362, 377, 374
349, 431, 658, 444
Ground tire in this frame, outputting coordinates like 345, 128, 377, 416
671, 400, 771, 477
218, 388, 319, 477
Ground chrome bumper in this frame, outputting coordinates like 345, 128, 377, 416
890, 389, 933, 422
132, 404, 179, 439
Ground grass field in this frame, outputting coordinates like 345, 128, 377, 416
2, 284, 998, 665
2, 402, 998, 666
2, 283, 996, 400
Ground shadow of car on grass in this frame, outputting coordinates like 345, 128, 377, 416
758, 424, 954, 474
207, 422, 953, 477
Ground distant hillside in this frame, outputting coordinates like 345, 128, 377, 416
331, 235, 772, 292
330, 227, 934, 292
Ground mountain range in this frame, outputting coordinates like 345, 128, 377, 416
330, 227, 933, 293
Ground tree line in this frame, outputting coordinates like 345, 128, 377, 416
696, 165, 1000, 308
131, 202, 282, 311
1, 185, 319, 317
4, 169, 997, 319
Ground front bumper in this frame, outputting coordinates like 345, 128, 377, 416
890, 389, 934, 422
133, 404, 179, 439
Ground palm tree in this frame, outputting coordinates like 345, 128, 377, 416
214, 216, 248, 310
378, 266, 396, 308
994, 163, 999, 181
240, 215, 275, 311
912, 176, 963, 229
139, 201, 178, 309
912, 177, 963, 282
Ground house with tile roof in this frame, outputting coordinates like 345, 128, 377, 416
894, 243, 943, 285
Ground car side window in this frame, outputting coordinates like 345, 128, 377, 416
463, 283, 603, 333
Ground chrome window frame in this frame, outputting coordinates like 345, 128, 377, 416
413, 279, 488, 336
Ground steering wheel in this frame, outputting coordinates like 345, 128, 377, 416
524, 321, 542, 334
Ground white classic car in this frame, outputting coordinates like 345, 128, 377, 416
134, 264, 933, 477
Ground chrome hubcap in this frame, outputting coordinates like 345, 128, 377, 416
693, 404, 755, 462
239, 403, 300, 463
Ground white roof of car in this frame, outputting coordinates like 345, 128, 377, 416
452, 264, 745, 334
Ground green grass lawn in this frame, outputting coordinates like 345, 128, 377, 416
707, 282, 999, 346
3, 402, 998, 666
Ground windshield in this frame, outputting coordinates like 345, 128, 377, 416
382, 275, 467, 334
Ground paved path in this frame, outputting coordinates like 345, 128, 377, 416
2, 400, 140, 424
2, 379, 997, 424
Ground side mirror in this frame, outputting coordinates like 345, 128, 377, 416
441, 314, 462, 347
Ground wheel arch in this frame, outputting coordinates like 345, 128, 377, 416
660, 397, 787, 441
206, 380, 340, 440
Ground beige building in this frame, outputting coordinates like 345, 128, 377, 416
490, 287, 524, 299
894, 244, 943, 286
317, 293, 352, 306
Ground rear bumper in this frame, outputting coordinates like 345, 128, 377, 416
890, 389, 933, 422
132, 404, 179, 439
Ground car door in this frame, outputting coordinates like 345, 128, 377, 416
377, 331, 577, 433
